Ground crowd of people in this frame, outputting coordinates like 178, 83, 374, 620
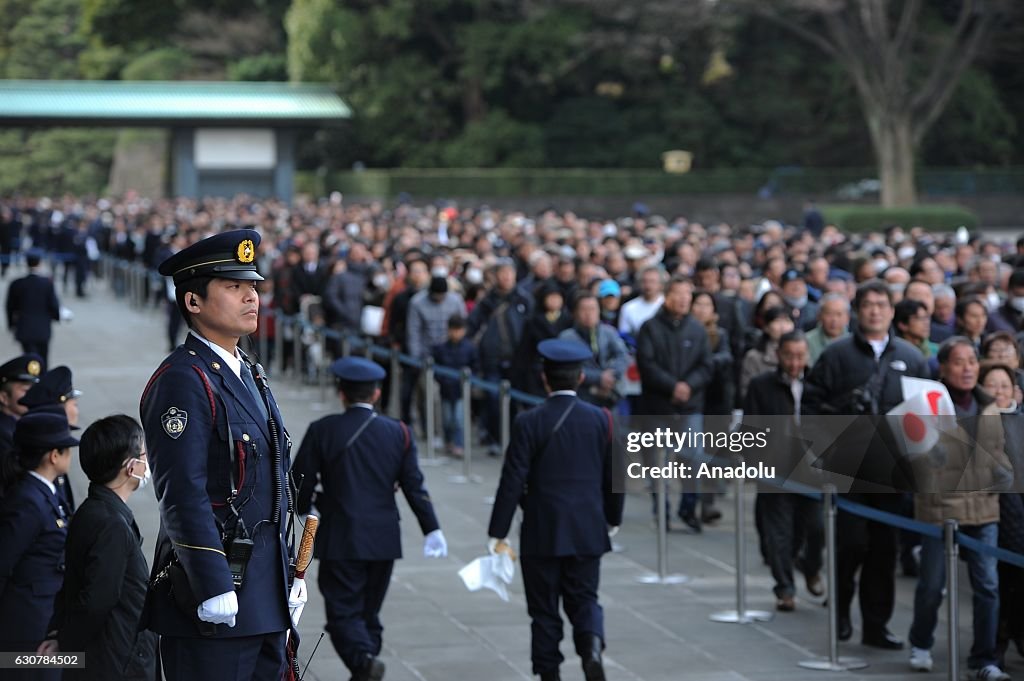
3, 193, 1024, 679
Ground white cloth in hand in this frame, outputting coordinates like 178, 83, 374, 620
197, 591, 238, 627
459, 553, 516, 602
608, 526, 620, 538
424, 529, 448, 558
288, 578, 307, 627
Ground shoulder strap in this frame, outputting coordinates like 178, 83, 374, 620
344, 411, 377, 449
193, 366, 239, 498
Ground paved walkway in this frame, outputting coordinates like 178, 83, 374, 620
1, 264, 1015, 681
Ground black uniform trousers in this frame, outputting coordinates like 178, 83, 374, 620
521, 555, 603, 675
160, 631, 287, 681
758, 493, 823, 598
319, 559, 394, 673
836, 497, 898, 635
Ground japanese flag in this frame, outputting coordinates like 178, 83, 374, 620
886, 377, 956, 459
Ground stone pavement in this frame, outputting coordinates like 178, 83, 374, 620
1, 264, 1016, 681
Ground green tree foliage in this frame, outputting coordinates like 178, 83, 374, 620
0, 129, 117, 195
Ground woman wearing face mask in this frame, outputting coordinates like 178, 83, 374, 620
38, 415, 157, 680
980, 361, 1024, 667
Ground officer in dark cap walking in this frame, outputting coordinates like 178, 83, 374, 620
488, 339, 624, 681
0, 411, 79, 680
0, 353, 43, 459
19, 366, 81, 513
140, 229, 303, 680
293, 356, 446, 681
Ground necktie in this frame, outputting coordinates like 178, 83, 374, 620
240, 363, 269, 421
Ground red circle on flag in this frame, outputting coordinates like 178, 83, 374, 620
903, 412, 927, 442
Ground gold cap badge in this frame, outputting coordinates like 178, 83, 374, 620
27, 360, 41, 377
237, 239, 255, 264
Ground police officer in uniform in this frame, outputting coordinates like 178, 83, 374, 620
0, 411, 78, 680
488, 339, 624, 681
0, 353, 43, 460
20, 366, 82, 513
140, 229, 304, 681
293, 356, 446, 681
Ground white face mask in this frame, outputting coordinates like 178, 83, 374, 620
986, 291, 1001, 312
1011, 297, 1024, 313
431, 266, 449, 278
465, 268, 484, 285
128, 458, 151, 490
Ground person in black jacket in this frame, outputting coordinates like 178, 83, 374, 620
432, 316, 478, 456
5, 250, 61, 367
802, 279, 930, 649
636, 276, 712, 531
514, 281, 572, 398
39, 415, 157, 680
745, 331, 823, 612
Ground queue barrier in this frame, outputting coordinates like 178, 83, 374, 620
107, 259, 1024, 677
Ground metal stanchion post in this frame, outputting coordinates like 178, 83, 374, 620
274, 316, 284, 375
423, 357, 436, 462
451, 368, 481, 483
945, 520, 959, 681
292, 321, 303, 380
799, 485, 867, 671
636, 448, 689, 585
317, 330, 328, 405
499, 379, 511, 455
389, 349, 401, 420
257, 315, 269, 369
711, 460, 772, 624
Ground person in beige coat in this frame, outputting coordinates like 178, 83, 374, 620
906, 337, 1014, 680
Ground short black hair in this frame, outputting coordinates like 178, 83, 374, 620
937, 335, 979, 365
894, 298, 927, 328
26, 252, 41, 268
572, 291, 598, 312
543, 364, 582, 392
853, 279, 892, 311
1009, 268, 1024, 290
337, 380, 378, 403
778, 330, 807, 352
448, 315, 466, 330
79, 414, 145, 484
174, 276, 214, 329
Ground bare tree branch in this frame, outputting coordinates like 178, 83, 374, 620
893, 0, 922, 57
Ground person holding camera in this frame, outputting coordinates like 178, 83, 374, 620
140, 231, 303, 680
802, 280, 929, 649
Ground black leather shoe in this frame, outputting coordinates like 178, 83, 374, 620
581, 634, 606, 681
677, 509, 702, 533
862, 629, 904, 650
353, 655, 386, 681
837, 615, 852, 641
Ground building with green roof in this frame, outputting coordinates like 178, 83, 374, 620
0, 80, 351, 200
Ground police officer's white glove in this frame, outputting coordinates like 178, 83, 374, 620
288, 578, 307, 627
487, 537, 503, 555
608, 526, 620, 538
424, 529, 448, 558
197, 591, 238, 627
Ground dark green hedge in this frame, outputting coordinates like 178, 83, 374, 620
819, 204, 978, 232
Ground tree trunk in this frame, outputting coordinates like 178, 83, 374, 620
867, 110, 917, 207
462, 77, 487, 124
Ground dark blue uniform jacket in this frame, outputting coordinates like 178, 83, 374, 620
488, 394, 624, 557
0, 474, 67, 648
140, 334, 291, 638
293, 407, 440, 561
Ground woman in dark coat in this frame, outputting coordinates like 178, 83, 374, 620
0, 412, 78, 681
514, 281, 572, 397
40, 415, 157, 680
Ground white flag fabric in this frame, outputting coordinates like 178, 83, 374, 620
886, 377, 956, 459
458, 553, 516, 602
